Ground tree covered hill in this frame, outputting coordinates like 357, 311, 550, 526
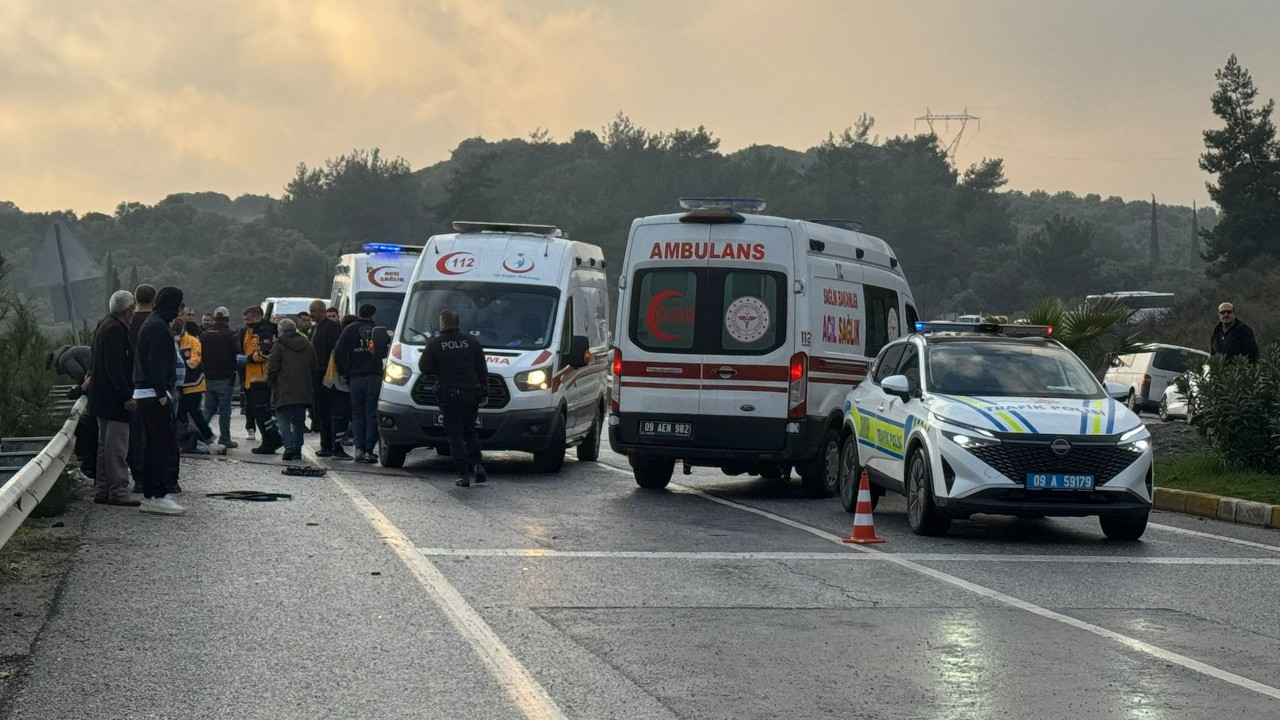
0, 114, 1218, 321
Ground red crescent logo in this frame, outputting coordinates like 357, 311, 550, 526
436, 252, 475, 275
644, 290, 684, 342
367, 266, 401, 288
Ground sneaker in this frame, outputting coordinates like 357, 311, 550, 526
455, 474, 471, 487
331, 447, 353, 460
140, 497, 186, 516
219, 438, 239, 449
247, 429, 256, 442
474, 464, 487, 484
362, 453, 378, 465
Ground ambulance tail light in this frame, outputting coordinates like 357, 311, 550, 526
788, 353, 808, 420
610, 348, 622, 412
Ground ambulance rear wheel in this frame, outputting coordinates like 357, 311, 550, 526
532, 414, 567, 473
799, 428, 840, 499
631, 456, 674, 489
577, 405, 603, 462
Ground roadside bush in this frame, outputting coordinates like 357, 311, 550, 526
1191, 345, 1280, 474
0, 253, 56, 437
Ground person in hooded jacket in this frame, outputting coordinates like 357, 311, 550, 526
333, 304, 386, 463
268, 318, 319, 461
133, 286, 186, 516
307, 299, 343, 457
127, 283, 157, 491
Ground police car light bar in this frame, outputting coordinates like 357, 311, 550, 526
678, 197, 767, 213
362, 243, 424, 254
914, 321, 1053, 337
451, 221, 562, 236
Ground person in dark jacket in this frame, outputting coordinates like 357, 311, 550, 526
421, 309, 489, 486
48, 345, 93, 386
1211, 302, 1260, 365
307, 299, 343, 457
334, 304, 386, 463
200, 306, 240, 448
88, 290, 139, 507
133, 286, 185, 516
268, 318, 319, 461
126, 283, 157, 488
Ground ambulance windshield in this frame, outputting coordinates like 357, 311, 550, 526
400, 282, 560, 350
926, 341, 1103, 399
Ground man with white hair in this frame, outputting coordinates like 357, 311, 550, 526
87, 290, 140, 506
267, 317, 318, 461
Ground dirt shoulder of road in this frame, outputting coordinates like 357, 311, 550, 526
0, 478, 89, 700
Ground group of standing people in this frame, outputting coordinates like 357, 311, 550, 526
77, 289, 394, 517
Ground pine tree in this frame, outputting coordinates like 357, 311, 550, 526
102, 251, 116, 311
128, 264, 139, 291
1190, 201, 1199, 269
1149, 194, 1160, 265
1199, 55, 1280, 269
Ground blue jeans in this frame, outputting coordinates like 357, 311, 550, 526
348, 375, 380, 453
203, 378, 235, 442
275, 404, 307, 453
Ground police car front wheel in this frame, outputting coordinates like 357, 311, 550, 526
906, 449, 950, 537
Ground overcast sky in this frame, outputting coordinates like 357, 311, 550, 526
1, 0, 1277, 214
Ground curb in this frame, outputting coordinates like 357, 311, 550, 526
1153, 487, 1280, 529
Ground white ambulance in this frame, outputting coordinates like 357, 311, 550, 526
330, 244, 422, 331
376, 222, 611, 471
609, 199, 919, 495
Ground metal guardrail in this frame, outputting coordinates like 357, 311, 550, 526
0, 396, 87, 550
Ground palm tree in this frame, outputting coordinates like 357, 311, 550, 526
1022, 297, 1145, 378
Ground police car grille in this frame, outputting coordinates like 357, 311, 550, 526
410, 374, 510, 409
967, 443, 1140, 485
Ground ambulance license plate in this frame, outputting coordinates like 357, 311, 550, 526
435, 414, 483, 428
639, 421, 692, 438
1025, 473, 1094, 490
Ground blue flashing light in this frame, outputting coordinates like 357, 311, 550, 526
678, 197, 767, 213
914, 321, 1053, 338
915, 322, 926, 332
363, 243, 404, 253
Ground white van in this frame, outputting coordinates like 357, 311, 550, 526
261, 296, 324, 321
609, 199, 919, 495
376, 222, 611, 471
330, 244, 423, 331
1104, 343, 1208, 411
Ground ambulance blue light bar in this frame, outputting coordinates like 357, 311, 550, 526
914, 321, 1053, 337
362, 243, 424, 254
451, 221, 561, 236
678, 197, 766, 213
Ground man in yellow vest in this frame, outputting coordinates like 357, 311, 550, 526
240, 306, 283, 453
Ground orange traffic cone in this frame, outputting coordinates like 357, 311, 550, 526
842, 471, 885, 544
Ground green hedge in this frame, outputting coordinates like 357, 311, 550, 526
1190, 345, 1280, 474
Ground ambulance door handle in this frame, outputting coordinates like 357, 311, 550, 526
715, 366, 737, 379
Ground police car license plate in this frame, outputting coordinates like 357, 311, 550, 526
639, 421, 692, 438
435, 414, 482, 428
1025, 473, 1094, 491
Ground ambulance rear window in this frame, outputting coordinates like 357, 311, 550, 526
633, 269, 699, 351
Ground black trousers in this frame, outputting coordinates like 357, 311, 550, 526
74, 415, 98, 478
179, 392, 214, 443
138, 397, 178, 499
247, 382, 281, 446
314, 381, 334, 451
439, 388, 482, 473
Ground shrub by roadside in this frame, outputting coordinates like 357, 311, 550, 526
1190, 345, 1280, 474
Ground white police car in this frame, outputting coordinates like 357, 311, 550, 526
838, 322, 1154, 540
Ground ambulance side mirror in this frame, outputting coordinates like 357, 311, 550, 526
882, 375, 912, 402
565, 335, 591, 369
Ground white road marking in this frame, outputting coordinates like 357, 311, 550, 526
417, 547, 1280, 565
1150, 521, 1280, 554
594, 463, 1280, 700
307, 449, 566, 720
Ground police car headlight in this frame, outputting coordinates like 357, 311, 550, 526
1119, 427, 1152, 453
384, 362, 412, 386
942, 429, 999, 449
515, 367, 550, 391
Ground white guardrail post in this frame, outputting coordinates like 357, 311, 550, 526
0, 396, 88, 550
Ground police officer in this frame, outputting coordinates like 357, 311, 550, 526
422, 309, 488, 486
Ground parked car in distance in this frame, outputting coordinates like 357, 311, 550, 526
1104, 344, 1208, 412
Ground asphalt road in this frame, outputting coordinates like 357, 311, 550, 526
4, 428, 1280, 720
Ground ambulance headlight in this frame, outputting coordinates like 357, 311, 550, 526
384, 362, 412, 386
515, 367, 551, 391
